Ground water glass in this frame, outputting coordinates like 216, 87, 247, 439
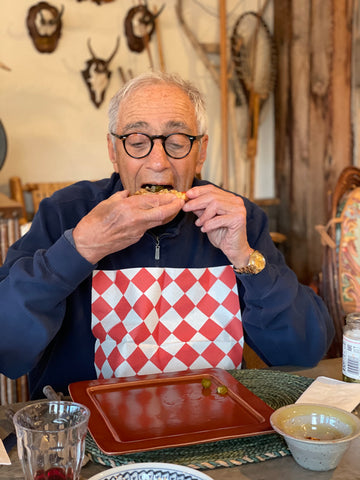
13, 400, 90, 480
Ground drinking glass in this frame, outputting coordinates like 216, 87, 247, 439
13, 400, 90, 480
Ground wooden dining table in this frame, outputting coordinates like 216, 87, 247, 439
1, 357, 359, 480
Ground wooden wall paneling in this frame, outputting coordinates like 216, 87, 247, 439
289, 0, 311, 283
330, 0, 353, 185
273, 0, 292, 260
353, 1, 360, 164
274, 0, 353, 284
307, 1, 332, 281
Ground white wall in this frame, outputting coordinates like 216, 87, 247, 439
0, 0, 274, 199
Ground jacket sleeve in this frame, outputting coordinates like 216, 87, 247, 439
0, 206, 94, 379
238, 199, 335, 367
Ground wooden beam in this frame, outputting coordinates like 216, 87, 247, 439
331, 0, 353, 184
274, 0, 353, 283
219, 0, 229, 189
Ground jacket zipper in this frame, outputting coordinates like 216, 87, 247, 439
151, 231, 173, 261
155, 236, 160, 260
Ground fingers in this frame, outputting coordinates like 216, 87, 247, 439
92, 191, 184, 234
106, 191, 184, 225
134, 191, 184, 212
182, 185, 217, 220
184, 185, 246, 230
140, 194, 185, 225
197, 213, 236, 233
73, 192, 185, 264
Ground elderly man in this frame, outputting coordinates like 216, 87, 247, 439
0, 71, 334, 399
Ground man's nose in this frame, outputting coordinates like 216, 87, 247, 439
145, 139, 170, 169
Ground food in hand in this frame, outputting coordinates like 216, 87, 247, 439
134, 184, 188, 200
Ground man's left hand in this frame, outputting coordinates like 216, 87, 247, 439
183, 184, 253, 268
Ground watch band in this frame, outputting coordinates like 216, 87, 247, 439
233, 250, 266, 275
233, 264, 259, 275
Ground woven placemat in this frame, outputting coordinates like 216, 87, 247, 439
85, 369, 313, 470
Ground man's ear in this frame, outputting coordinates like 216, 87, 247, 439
107, 133, 119, 173
195, 134, 208, 176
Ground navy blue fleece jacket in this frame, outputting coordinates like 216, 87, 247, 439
0, 174, 334, 398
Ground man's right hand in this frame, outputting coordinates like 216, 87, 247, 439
72, 190, 184, 264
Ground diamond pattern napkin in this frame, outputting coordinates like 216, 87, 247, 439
92, 266, 243, 378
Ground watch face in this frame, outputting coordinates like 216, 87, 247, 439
249, 250, 266, 273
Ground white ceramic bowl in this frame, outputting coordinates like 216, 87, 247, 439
270, 403, 360, 471
87, 462, 213, 480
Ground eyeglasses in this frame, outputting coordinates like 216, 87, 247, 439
111, 132, 204, 159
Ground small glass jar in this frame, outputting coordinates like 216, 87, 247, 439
342, 312, 360, 383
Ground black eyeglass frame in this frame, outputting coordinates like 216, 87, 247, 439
111, 132, 204, 159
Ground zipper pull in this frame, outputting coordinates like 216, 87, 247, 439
155, 237, 160, 260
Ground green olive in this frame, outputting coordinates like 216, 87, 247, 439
201, 378, 212, 389
216, 385, 228, 395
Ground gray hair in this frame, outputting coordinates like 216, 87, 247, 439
108, 71, 208, 139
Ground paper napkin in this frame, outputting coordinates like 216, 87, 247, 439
0, 438, 11, 465
296, 376, 360, 412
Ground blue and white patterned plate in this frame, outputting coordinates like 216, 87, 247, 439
88, 462, 213, 480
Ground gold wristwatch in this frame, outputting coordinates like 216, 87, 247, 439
233, 250, 266, 275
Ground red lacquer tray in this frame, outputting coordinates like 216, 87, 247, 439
69, 368, 274, 455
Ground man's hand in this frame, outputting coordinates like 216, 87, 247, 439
183, 184, 253, 268
73, 190, 184, 264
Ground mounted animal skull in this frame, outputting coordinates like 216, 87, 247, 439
26, 2, 64, 53
81, 37, 120, 108
124, 2, 165, 53
76, 0, 114, 4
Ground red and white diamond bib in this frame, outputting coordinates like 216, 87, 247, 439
91, 265, 243, 378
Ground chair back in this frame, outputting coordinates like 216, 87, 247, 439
318, 166, 360, 358
0, 193, 30, 404
9, 176, 73, 224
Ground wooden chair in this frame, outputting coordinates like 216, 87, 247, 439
9, 176, 74, 224
0, 193, 30, 404
243, 342, 268, 369
317, 166, 360, 358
